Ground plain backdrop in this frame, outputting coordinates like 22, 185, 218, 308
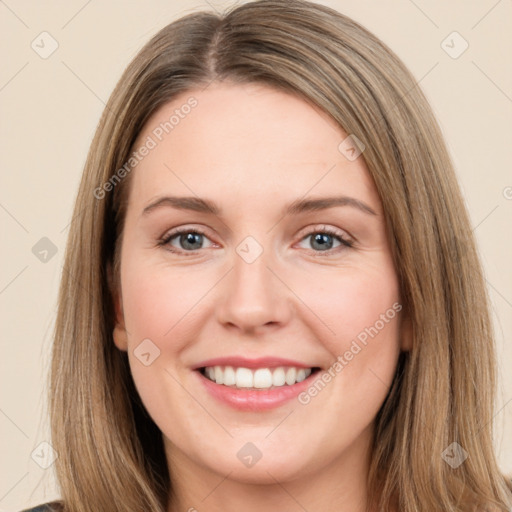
1, 0, 511, 510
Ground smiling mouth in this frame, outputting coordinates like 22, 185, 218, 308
199, 365, 321, 390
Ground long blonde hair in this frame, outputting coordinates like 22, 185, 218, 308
49, 1, 512, 510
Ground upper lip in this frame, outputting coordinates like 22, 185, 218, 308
191, 356, 318, 370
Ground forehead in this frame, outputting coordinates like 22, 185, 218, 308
128, 82, 380, 213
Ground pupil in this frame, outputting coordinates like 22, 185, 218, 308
312, 233, 333, 251
182, 233, 202, 250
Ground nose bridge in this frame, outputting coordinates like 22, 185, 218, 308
216, 234, 290, 331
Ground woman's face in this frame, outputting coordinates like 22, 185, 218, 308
113, 82, 409, 485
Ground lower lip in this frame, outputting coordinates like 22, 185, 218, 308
195, 370, 318, 411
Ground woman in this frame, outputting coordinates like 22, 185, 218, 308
24, 0, 512, 510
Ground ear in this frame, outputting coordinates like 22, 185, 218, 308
112, 294, 129, 352
108, 262, 128, 352
399, 312, 413, 352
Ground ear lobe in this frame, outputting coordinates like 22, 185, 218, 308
112, 295, 128, 352
108, 261, 128, 352
399, 314, 413, 352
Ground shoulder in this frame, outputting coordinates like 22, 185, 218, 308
20, 502, 63, 512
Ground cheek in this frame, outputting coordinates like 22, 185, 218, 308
119, 261, 211, 437
292, 262, 402, 419
119, 257, 223, 422
292, 261, 401, 353
121, 260, 212, 348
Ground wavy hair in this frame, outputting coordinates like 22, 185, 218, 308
48, 1, 512, 510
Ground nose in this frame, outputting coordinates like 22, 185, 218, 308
215, 245, 292, 335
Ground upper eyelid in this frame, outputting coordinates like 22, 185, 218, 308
296, 224, 351, 238
161, 224, 353, 250
161, 225, 213, 241
161, 224, 350, 239
160, 226, 214, 246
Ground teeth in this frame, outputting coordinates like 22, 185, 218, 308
254, 368, 272, 388
235, 367, 253, 388
223, 366, 236, 386
285, 367, 297, 385
214, 366, 224, 385
202, 365, 313, 389
272, 367, 286, 386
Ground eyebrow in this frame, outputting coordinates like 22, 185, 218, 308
142, 195, 377, 217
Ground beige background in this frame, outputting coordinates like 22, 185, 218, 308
1, 0, 511, 510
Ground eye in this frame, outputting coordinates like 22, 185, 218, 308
297, 225, 354, 254
159, 227, 215, 254
158, 225, 354, 256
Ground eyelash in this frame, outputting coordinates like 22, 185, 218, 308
158, 225, 354, 256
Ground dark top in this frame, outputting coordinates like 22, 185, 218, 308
21, 503, 62, 512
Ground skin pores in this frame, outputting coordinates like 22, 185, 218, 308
113, 82, 409, 511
